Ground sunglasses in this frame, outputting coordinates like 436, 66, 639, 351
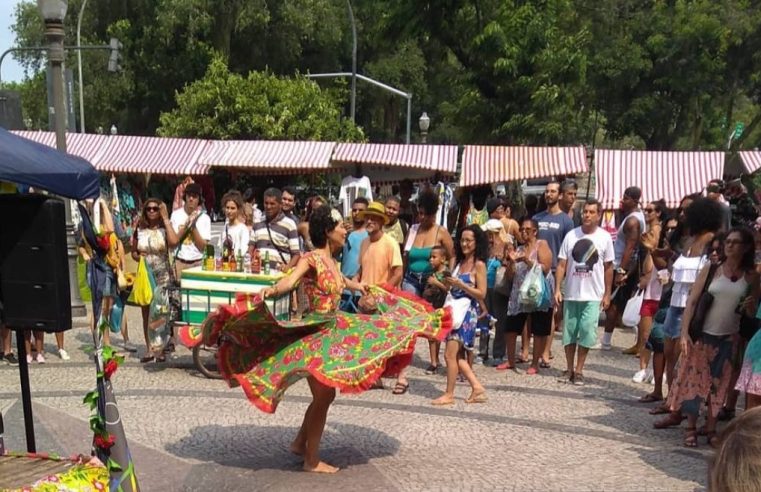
145, 206, 160, 212
645, 208, 656, 213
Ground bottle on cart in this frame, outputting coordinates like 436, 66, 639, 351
236, 249, 244, 272
251, 246, 261, 274
215, 250, 222, 271
204, 245, 215, 271
202, 246, 209, 271
263, 251, 271, 276
229, 253, 237, 272
243, 249, 252, 273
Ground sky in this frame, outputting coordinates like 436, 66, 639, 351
0, 0, 27, 83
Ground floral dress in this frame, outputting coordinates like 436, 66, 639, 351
134, 227, 172, 289
195, 251, 452, 413
445, 264, 479, 350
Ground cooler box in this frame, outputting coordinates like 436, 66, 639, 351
179, 267, 290, 323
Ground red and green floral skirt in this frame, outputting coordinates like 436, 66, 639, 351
197, 286, 452, 413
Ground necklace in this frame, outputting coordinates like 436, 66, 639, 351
724, 263, 742, 282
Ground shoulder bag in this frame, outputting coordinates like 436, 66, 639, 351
687, 262, 719, 342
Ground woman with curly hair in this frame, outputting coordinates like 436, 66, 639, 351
403, 188, 455, 374
432, 224, 488, 405
653, 197, 724, 424
187, 205, 452, 473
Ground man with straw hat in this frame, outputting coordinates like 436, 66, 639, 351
356, 201, 408, 394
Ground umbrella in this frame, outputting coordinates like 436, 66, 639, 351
0, 127, 99, 200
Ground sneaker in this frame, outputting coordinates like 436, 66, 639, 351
3, 353, 18, 366
557, 370, 574, 384
643, 369, 654, 384
632, 369, 647, 383
601, 342, 612, 351
35, 353, 46, 364
573, 374, 586, 386
26, 354, 32, 364
475, 356, 485, 365
58, 349, 70, 361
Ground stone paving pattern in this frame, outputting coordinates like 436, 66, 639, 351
1, 307, 711, 491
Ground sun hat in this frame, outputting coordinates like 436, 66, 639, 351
481, 218, 512, 245
357, 201, 390, 225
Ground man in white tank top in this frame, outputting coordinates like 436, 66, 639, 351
601, 187, 645, 350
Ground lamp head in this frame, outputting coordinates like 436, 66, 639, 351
37, 0, 68, 22
110, 124, 117, 135
418, 112, 430, 132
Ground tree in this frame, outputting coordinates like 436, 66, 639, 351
157, 58, 364, 141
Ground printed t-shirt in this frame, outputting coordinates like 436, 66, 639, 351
558, 226, 615, 302
534, 210, 574, 269
341, 230, 369, 278
359, 233, 403, 286
170, 207, 212, 261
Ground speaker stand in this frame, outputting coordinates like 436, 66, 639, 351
15, 330, 36, 453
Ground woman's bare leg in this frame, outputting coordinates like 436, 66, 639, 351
505, 332, 518, 367
531, 336, 547, 370
54, 332, 64, 350
520, 322, 530, 361
432, 340, 459, 404
428, 340, 440, 367
457, 354, 486, 399
637, 317, 653, 370
299, 376, 338, 473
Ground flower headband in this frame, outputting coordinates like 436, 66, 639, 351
330, 208, 343, 224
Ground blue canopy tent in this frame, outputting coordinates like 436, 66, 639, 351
0, 127, 99, 200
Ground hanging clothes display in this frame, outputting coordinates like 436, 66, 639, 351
433, 181, 454, 229
339, 174, 373, 217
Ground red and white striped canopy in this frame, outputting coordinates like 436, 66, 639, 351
98, 135, 209, 175
594, 149, 725, 209
332, 143, 458, 173
11, 131, 109, 163
198, 140, 336, 173
739, 151, 761, 175
459, 145, 587, 187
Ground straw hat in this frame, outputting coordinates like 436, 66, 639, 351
358, 201, 390, 225
481, 218, 511, 245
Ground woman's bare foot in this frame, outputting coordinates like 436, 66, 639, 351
304, 461, 339, 473
431, 394, 455, 406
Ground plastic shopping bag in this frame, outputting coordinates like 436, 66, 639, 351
127, 257, 156, 306
147, 286, 172, 352
109, 294, 125, 334
519, 264, 545, 310
622, 289, 644, 327
537, 274, 552, 311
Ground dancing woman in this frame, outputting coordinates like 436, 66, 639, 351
185, 205, 451, 473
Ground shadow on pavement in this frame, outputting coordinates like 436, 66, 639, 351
165, 422, 400, 472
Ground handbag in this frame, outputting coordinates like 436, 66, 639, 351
494, 265, 513, 297
687, 263, 719, 342
622, 289, 645, 327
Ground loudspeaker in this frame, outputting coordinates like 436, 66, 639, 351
0, 194, 71, 332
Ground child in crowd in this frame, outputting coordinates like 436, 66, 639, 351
423, 245, 450, 309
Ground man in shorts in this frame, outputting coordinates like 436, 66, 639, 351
554, 200, 614, 385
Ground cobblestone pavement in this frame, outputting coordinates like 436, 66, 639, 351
1, 307, 711, 491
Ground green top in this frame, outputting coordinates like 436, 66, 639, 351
408, 246, 433, 274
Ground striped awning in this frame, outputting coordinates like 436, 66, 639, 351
198, 140, 336, 172
11, 131, 109, 163
739, 151, 761, 175
332, 143, 458, 173
594, 149, 725, 209
459, 145, 587, 187
97, 135, 209, 175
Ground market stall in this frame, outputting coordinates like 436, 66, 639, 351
594, 149, 725, 209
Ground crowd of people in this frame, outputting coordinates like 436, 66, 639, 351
5, 171, 761, 472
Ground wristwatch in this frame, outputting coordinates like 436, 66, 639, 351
615, 267, 626, 275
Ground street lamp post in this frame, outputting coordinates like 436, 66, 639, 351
419, 111, 430, 144
38, 0, 86, 319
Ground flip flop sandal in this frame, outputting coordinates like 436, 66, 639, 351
392, 382, 409, 395
638, 393, 663, 403
684, 428, 698, 448
139, 355, 155, 363
465, 392, 488, 404
539, 359, 551, 369
516, 356, 529, 364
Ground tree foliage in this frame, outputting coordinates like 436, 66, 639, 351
157, 58, 364, 141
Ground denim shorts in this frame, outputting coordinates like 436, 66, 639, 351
402, 272, 429, 297
662, 306, 684, 339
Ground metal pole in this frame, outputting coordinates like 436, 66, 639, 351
77, 0, 88, 133
346, 0, 357, 123
45, 19, 86, 318
406, 96, 411, 144
16, 329, 36, 453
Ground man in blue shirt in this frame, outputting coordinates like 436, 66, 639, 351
340, 197, 369, 312
534, 181, 575, 364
